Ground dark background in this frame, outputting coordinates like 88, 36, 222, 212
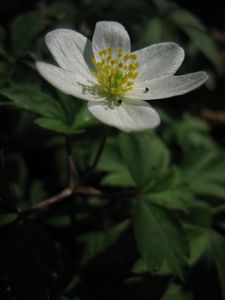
0, 1, 225, 300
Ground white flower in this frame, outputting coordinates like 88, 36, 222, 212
36, 21, 208, 132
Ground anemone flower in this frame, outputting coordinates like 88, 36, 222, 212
36, 21, 208, 132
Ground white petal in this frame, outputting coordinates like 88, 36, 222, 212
36, 62, 104, 102
45, 29, 93, 79
134, 43, 185, 81
128, 72, 208, 100
92, 21, 131, 60
88, 99, 160, 132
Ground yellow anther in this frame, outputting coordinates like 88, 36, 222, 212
123, 54, 130, 61
130, 72, 138, 79
92, 47, 139, 99
124, 87, 133, 92
104, 66, 110, 73
131, 54, 137, 60
127, 81, 133, 86
117, 48, 123, 57
111, 69, 116, 76
97, 63, 103, 69
129, 63, 138, 70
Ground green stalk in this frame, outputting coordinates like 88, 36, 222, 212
81, 125, 110, 183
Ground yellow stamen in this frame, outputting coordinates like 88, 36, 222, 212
131, 54, 137, 60
123, 54, 130, 61
117, 48, 123, 57
92, 47, 139, 102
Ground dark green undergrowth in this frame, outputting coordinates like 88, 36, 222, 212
1, 0, 225, 299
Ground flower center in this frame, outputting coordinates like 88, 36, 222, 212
92, 47, 139, 101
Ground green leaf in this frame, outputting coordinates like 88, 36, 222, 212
184, 202, 225, 299
0, 213, 18, 226
98, 138, 135, 187
122, 276, 169, 300
79, 220, 129, 265
0, 85, 65, 119
187, 202, 212, 228
208, 231, 225, 299
145, 168, 193, 212
189, 225, 225, 299
149, 167, 181, 193
119, 132, 170, 189
181, 148, 225, 201
147, 188, 193, 213
101, 170, 135, 187
160, 283, 193, 300
184, 28, 220, 69
139, 18, 176, 45
152, 0, 170, 14
166, 7, 220, 69
47, 2, 77, 26
141, 18, 164, 44
34, 117, 84, 135
5, 153, 28, 200
29, 180, 47, 204
186, 224, 209, 265
184, 202, 212, 265
163, 113, 213, 151
132, 258, 149, 274
133, 198, 188, 278
56, 91, 100, 130
10, 11, 44, 57
72, 105, 101, 129
178, 117, 212, 150
167, 8, 206, 32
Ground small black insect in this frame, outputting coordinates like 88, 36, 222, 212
116, 99, 123, 106
144, 87, 149, 93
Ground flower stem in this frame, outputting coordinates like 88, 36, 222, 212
81, 125, 110, 183
65, 137, 79, 189
31, 187, 73, 209
26, 127, 109, 211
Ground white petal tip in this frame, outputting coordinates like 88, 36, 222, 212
35, 61, 44, 73
45, 28, 70, 41
190, 71, 209, 90
199, 71, 209, 83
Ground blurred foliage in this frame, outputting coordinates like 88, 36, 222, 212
1, 0, 225, 299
